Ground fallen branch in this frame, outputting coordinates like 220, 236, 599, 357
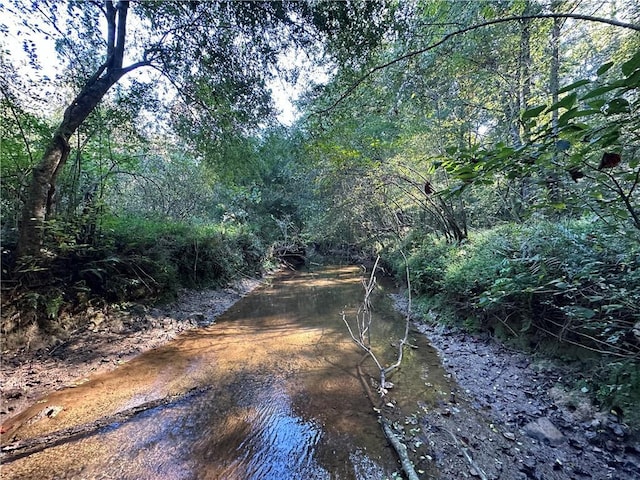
1, 386, 209, 463
439, 425, 489, 480
381, 418, 421, 480
343, 253, 421, 480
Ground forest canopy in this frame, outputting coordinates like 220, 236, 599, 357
1, 0, 639, 422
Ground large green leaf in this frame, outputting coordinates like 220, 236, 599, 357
546, 93, 577, 112
522, 105, 546, 119
558, 108, 600, 125
597, 61, 615, 76
557, 79, 591, 94
621, 50, 640, 76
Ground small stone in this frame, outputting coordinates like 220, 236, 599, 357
503, 431, 516, 441
523, 417, 564, 446
610, 423, 626, 437
45, 405, 63, 418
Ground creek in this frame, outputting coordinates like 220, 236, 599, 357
2, 266, 454, 479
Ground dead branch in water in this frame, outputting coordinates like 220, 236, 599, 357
1, 386, 209, 463
342, 254, 413, 394
343, 253, 420, 480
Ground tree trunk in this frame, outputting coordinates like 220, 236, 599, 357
17, 76, 129, 257
17, 135, 71, 256
16, 1, 139, 258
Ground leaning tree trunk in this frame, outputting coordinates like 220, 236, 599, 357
17, 74, 125, 257
16, 0, 144, 258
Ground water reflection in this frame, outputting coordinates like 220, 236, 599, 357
2, 266, 452, 479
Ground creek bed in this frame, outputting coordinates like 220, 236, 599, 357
1, 266, 454, 479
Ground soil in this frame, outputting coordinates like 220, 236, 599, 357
1, 278, 639, 479
390, 294, 640, 480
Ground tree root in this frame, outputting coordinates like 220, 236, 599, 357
1, 386, 209, 464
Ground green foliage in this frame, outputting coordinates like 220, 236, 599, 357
391, 232, 454, 296
0, 94, 54, 234
439, 52, 640, 230
103, 215, 267, 292
592, 360, 640, 426
1, 215, 269, 340
398, 218, 640, 358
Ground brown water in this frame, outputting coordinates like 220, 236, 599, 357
1, 266, 452, 479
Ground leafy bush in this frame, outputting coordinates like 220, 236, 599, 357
103, 215, 267, 291
396, 218, 640, 425
1, 216, 269, 342
395, 233, 455, 296
397, 219, 640, 358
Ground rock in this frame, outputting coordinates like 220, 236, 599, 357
610, 423, 626, 437
187, 312, 206, 323
523, 417, 565, 446
519, 456, 537, 477
503, 431, 516, 441
3, 388, 23, 400
45, 405, 63, 418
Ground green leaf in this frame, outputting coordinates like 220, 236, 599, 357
557, 79, 591, 94
604, 98, 630, 115
547, 93, 577, 112
522, 105, 546, 119
621, 50, 640, 76
597, 61, 614, 76
568, 306, 596, 319
580, 84, 621, 100
587, 99, 606, 109
621, 68, 640, 87
558, 108, 600, 125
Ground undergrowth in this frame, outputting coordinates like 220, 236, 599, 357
390, 217, 640, 424
1, 215, 269, 349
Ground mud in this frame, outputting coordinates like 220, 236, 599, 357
1, 278, 262, 427
392, 294, 640, 480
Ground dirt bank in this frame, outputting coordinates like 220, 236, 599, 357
390, 293, 640, 480
0, 278, 261, 429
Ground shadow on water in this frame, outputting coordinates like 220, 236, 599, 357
2, 266, 453, 479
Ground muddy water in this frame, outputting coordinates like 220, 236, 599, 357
2, 266, 453, 479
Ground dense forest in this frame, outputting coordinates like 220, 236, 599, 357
1, 0, 639, 427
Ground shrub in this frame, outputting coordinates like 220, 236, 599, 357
396, 218, 640, 358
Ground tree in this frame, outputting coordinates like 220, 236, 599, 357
16, 1, 146, 256
11, 0, 397, 259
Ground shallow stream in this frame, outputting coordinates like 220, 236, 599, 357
2, 266, 453, 479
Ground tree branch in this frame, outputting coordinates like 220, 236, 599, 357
105, 1, 116, 65
113, 1, 129, 69
315, 13, 640, 115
